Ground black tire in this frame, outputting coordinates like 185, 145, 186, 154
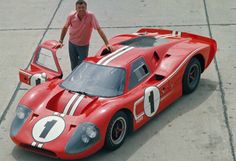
182, 57, 201, 94
104, 111, 128, 150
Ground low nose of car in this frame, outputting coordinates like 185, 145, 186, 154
11, 108, 102, 159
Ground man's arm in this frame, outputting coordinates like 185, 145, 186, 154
59, 26, 68, 44
97, 27, 112, 50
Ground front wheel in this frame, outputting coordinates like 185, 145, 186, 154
104, 111, 128, 150
182, 57, 201, 94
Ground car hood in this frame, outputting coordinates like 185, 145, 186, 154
42, 85, 99, 116
19, 80, 100, 117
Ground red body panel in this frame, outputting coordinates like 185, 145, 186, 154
12, 28, 217, 159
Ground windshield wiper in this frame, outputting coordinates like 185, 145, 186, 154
77, 91, 89, 96
68, 89, 90, 96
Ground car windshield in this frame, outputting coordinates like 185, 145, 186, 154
60, 62, 126, 97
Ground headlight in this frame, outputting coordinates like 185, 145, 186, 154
65, 123, 100, 154
10, 105, 32, 136
86, 126, 97, 139
16, 106, 27, 119
81, 134, 90, 144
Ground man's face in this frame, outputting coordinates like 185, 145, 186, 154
76, 3, 87, 17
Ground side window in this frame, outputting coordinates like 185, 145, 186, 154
35, 48, 58, 72
129, 58, 150, 89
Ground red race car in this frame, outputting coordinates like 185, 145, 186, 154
10, 28, 217, 160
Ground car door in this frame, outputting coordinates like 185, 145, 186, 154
19, 40, 63, 86
128, 57, 160, 124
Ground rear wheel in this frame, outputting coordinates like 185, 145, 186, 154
104, 111, 128, 150
182, 57, 201, 94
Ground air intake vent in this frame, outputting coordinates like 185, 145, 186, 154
154, 51, 160, 61
155, 74, 165, 80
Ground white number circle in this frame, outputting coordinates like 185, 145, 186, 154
144, 86, 160, 117
32, 116, 65, 143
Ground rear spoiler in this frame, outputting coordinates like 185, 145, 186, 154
137, 28, 217, 65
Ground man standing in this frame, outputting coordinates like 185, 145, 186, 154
58, 0, 111, 70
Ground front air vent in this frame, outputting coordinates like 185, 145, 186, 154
154, 51, 160, 61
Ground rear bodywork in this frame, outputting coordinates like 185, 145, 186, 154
11, 28, 217, 160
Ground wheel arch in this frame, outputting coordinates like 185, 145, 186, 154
193, 53, 205, 73
117, 108, 134, 134
182, 54, 202, 94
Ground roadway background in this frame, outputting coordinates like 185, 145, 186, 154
0, 0, 235, 161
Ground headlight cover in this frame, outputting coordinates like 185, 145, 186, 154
65, 122, 100, 154
10, 105, 32, 137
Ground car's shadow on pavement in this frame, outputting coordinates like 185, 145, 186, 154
11, 78, 218, 161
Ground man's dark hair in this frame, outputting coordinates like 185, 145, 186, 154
76, 0, 87, 6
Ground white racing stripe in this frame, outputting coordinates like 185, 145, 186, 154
133, 96, 145, 121
102, 46, 134, 65
31, 141, 37, 147
155, 30, 182, 39
60, 113, 65, 117
172, 30, 182, 37
155, 34, 178, 39
69, 94, 85, 116
63, 93, 79, 114
177, 31, 182, 37
160, 35, 176, 39
172, 30, 177, 36
97, 46, 129, 65
38, 143, 43, 148
53, 112, 59, 116
155, 34, 172, 38
31, 141, 44, 148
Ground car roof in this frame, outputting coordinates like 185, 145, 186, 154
87, 33, 190, 69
